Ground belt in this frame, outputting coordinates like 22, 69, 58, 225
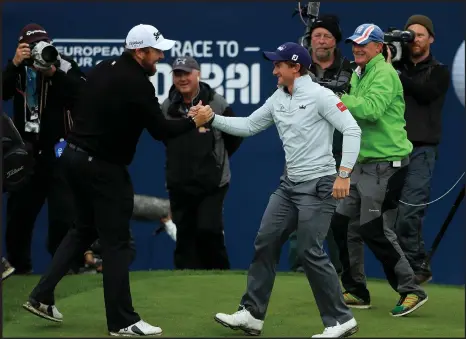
360, 157, 410, 167
391, 157, 410, 167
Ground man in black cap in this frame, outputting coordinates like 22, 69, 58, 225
2, 23, 86, 274
288, 15, 355, 274
388, 15, 450, 285
160, 56, 243, 270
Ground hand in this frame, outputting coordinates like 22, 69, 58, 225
192, 105, 214, 127
386, 46, 393, 64
187, 100, 203, 117
12, 43, 31, 66
332, 176, 350, 200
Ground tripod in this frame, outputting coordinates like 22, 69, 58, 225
421, 184, 465, 270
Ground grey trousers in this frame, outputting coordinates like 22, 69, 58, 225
339, 218, 368, 300
330, 162, 426, 300
239, 174, 354, 327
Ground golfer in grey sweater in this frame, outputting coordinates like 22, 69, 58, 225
194, 42, 361, 338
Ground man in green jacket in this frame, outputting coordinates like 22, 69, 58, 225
329, 23, 428, 317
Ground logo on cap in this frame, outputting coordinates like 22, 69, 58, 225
355, 25, 365, 34
26, 29, 47, 36
154, 31, 161, 41
175, 58, 187, 65
128, 40, 143, 47
277, 45, 286, 51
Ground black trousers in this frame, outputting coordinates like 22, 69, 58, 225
30, 146, 140, 331
5, 143, 78, 272
170, 184, 230, 270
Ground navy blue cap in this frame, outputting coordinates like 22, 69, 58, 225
263, 42, 312, 69
345, 23, 384, 45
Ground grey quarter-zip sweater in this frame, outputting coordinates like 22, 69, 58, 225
211, 75, 361, 183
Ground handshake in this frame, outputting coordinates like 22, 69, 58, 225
188, 101, 215, 127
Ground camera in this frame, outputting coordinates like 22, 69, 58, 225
315, 69, 352, 94
293, 2, 321, 50
312, 59, 352, 95
382, 27, 415, 62
24, 40, 59, 69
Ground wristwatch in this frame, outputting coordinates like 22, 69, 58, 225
338, 169, 351, 179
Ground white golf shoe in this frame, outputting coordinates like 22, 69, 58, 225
214, 307, 264, 336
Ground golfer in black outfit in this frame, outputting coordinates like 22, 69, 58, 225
22, 24, 213, 337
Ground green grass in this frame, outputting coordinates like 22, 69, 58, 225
2, 270, 465, 337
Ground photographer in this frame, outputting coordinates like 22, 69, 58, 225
2, 23, 86, 274
330, 23, 428, 317
161, 56, 243, 270
388, 15, 450, 285
288, 14, 354, 274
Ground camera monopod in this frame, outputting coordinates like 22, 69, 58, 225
421, 185, 465, 270
293, 1, 320, 49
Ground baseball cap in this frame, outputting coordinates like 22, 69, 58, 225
125, 24, 176, 51
172, 56, 200, 72
18, 23, 50, 44
263, 42, 312, 69
345, 23, 384, 45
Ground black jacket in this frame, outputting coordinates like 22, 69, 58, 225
310, 48, 355, 159
67, 52, 196, 166
161, 82, 243, 195
393, 54, 450, 146
2, 55, 85, 157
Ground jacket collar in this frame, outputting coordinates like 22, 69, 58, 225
167, 82, 215, 117
354, 53, 384, 78
406, 53, 434, 67
120, 51, 151, 76
281, 75, 313, 95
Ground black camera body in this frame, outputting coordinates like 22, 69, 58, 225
383, 27, 415, 62
315, 69, 352, 95
23, 40, 59, 69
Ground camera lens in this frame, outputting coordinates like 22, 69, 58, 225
41, 45, 58, 63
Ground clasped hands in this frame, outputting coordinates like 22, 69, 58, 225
187, 100, 214, 127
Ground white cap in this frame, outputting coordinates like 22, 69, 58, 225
125, 24, 176, 51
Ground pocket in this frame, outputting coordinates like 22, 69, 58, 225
423, 148, 437, 178
316, 174, 336, 200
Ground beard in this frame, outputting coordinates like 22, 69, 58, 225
142, 59, 157, 76
314, 48, 333, 62
410, 44, 428, 57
